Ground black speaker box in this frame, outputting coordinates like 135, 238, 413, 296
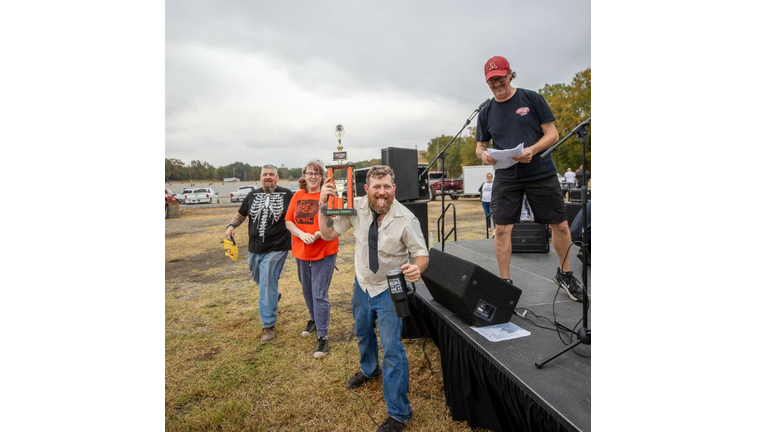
568, 189, 590, 202
382, 147, 419, 203
353, 167, 369, 197
402, 200, 429, 249
417, 166, 429, 201
422, 248, 521, 327
511, 221, 550, 253
565, 201, 582, 227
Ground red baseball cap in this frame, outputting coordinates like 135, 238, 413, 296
484, 56, 510, 81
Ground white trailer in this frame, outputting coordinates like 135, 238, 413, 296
462, 165, 495, 197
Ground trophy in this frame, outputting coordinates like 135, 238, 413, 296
325, 124, 357, 216
333, 124, 346, 165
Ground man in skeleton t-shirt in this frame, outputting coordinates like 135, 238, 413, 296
225, 165, 293, 344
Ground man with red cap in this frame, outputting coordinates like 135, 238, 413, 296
475, 55, 585, 303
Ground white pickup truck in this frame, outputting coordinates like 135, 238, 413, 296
182, 187, 220, 204
175, 188, 194, 204
230, 185, 256, 202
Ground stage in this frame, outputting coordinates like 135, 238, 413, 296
407, 238, 591, 432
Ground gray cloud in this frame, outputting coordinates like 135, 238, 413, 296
166, 0, 591, 169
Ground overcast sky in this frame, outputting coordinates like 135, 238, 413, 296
165, 0, 591, 170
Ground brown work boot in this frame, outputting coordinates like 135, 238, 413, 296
261, 327, 276, 344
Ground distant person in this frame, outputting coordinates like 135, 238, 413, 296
476, 55, 585, 303
318, 165, 429, 432
479, 172, 495, 235
575, 165, 590, 188
564, 168, 576, 189
225, 164, 293, 344
520, 194, 534, 222
285, 159, 339, 359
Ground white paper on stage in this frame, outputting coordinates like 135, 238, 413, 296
488, 143, 524, 169
471, 321, 531, 342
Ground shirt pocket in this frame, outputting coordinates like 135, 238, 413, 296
378, 233, 405, 258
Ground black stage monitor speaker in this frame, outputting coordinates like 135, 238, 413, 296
565, 201, 582, 227
568, 189, 590, 202
422, 248, 521, 327
382, 147, 419, 203
511, 221, 550, 253
402, 200, 429, 249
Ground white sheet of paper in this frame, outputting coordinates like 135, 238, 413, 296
488, 143, 524, 169
470, 321, 531, 342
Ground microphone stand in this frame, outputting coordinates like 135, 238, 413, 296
535, 117, 591, 369
421, 100, 488, 251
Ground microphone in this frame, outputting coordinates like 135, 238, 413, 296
567, 117, 591, 136
467, 98, 491, 122
540, 116, 591, 159
476, 98, 491, 112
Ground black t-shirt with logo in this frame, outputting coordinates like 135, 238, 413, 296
238, 186, 293, 253
477, 88, 557, 182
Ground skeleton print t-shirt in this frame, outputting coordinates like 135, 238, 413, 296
238, 186, 293, 253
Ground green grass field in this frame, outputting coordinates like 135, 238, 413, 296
165, 199, 490, 431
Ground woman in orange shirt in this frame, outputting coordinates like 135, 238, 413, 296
285, 159, 339, 359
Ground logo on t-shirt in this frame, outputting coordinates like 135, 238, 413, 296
294, 199, 319, 225
516, 107, 530, 116
249, 191, 287, 242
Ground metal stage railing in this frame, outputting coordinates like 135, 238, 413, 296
436, 202, 457, 250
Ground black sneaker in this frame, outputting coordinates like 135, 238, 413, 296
346, 370, 377, 389
553, 268, 585, 303
314, 337, 329, 359
301, 320, 316, 337
376, 417, 405, 432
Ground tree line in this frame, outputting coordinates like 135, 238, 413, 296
166, 69, 590, 182
164, 158, 383, 182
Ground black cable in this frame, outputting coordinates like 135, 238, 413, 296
514, 307, 576, 336
555, 240, 590, 309
407, 338, 445, 404
421, 338, 434, 375
550, 239, 592, 354
569, 319, 591, 359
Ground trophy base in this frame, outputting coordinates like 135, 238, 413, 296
324, 208, 357, 216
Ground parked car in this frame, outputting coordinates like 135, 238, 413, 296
183, 187, 220, 204
428, 171, 463, 200
175, 188, 193, 204
166, 188, 178, 202
230, 185, 256, 202
165, 189, 179, 218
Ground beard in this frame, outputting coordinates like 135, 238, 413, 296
367, 193, 394, 214
262, 181, 276, 194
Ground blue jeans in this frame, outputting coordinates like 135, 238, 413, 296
352, 278, 412, 423
482, 201, 493, 230
248, 250, 288, 328
296, 254, 337, 338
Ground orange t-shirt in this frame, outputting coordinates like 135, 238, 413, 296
285, 189, 339, 261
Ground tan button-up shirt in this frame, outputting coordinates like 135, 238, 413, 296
333, 196, 429, 297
